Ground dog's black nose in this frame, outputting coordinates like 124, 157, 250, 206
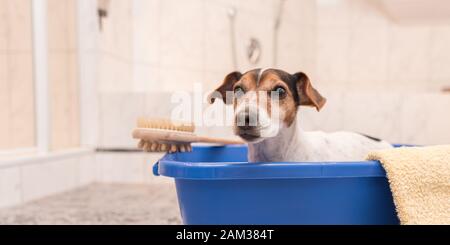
244, 114, 251, 125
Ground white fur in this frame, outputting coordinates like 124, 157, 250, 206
247, 119, 393, 162
234, 91, 281, 140
256, 68, 269, 86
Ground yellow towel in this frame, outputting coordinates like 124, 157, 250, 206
366, 145, 450, 225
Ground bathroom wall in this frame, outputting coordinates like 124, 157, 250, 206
314, 0, 450, 92
305, 0, 450, 144
98, 0, 450, 94
300, 90, 450, 145
97, 0, 134, 93
98, 0, 317, 93
0, 0, 35, 150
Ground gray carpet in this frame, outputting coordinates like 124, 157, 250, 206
0, 183, 182, 225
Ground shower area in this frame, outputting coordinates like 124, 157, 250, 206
0, 0, 449, 224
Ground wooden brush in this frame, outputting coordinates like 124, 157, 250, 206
132, 118, 244, 153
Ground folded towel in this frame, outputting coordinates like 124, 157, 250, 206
366, 145, 450, 225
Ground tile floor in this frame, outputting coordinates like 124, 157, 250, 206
0, 183, 182, 225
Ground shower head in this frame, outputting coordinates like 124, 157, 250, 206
273, 0, 287, 67
274, 0, 287, 29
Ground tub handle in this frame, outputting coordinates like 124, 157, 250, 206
153, 162, 160, 176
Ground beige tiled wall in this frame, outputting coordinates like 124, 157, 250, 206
0, 0, 35, 150
98, 0, 133, 93
48, 0, 80, 150
310, 0, 450, 144
300, 90, 450, 145
98, 0, 317, 93
315, 0, 450, 92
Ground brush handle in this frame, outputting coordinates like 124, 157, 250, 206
195, 135, 244, 145
132, 128, 244, 145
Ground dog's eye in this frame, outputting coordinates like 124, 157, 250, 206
272, 86, 287, 99
234, 86, 245, 99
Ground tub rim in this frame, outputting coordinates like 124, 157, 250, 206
154, 145, 393, 180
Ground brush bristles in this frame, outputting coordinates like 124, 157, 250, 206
137, 118, 195, 132
136, 118, 195, 153
138, 139, 192, 153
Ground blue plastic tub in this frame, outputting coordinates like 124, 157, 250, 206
153, 145, 399, 225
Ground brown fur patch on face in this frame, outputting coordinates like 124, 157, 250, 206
258, 70, 298, 126
281, 100, 298, 126
232, 70, 259, 111
233, 70, 258, 91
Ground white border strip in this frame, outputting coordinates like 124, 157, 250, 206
32, 0, 50, 153
0, 148, 37, 157
0, 148, 93, 169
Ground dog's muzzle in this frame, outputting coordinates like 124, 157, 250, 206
235, 110, 262, 142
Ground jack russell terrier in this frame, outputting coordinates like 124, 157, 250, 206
208, 68, 392, 162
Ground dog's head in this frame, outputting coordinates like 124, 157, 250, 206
208, 68, 326, 143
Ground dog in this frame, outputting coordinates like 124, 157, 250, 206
208, 68, 393, 162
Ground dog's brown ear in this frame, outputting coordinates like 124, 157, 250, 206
208, 71, 242, 105
293, 72, 326, 111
